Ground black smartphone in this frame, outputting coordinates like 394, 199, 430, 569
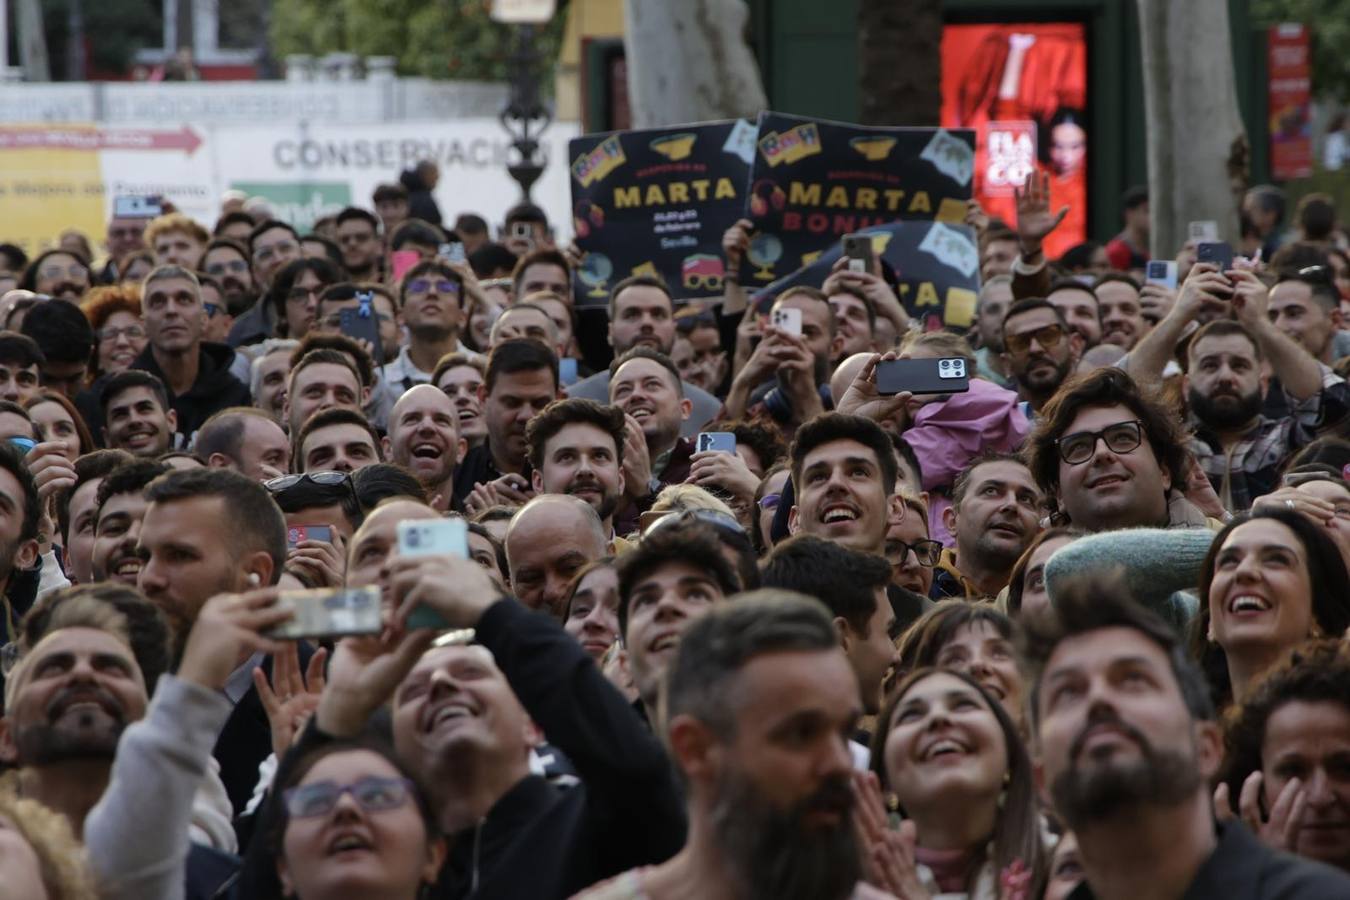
875, 357, 971, 396
1196, 241, 1234, 272
842, 233, 874, 273
338, 306, 384, 365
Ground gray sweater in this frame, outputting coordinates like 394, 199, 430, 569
84, 674, 233, 900
1044, 527, 1216, 631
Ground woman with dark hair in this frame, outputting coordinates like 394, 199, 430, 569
561, 557, 618, 660
1003, 526, 1079, 617
869, 667, 1047, 897
270, 257, 342, 340
1192, 508, 1350, 708
25, 391, 94, 461
895, 602, 1024, 731
264, 738, 445, 900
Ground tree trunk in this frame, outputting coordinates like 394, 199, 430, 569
858, 0, 941, 126
623, 0, 767, 127
15, 0, 51, 81
1136, 0, 1247, 255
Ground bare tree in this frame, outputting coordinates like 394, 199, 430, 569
1136, 0, 1248, 255
623, 0, 767, 127
16, 0, 52, 81
858, 0, 941, 126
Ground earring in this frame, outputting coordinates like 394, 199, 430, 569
885, 792, 900, 813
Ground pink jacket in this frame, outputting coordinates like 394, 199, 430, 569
904, 378, 1030, 546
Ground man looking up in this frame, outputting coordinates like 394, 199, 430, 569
568, 275, 720, 437
1024, 367, 1194, 533
249, 338, 298, 425
934, 453, 1044, 599
383, 384, 464, 509
1268, 266, 1343, 366
132, 265, 250, 442
100, 370, 177, 457
379, 260, 470, 409
580, 590, 886, 900
1024, 578, 1350, 899
1002, 298, 1083, 417
526, 398, 627, 540
0, 332, 44, 404
293, 407, 382, 474
609, 347, 693, 533
787, 412, 901, 558
90, 460, 168, 586
194, 406, 291, 481
333, 207, 382, 281
761, 535, 897, 718
1127, 265, 1332, 512
283, 349, 368, 437
504, 494, 608, 616
725, 286, 834, 433
617, 520, 740, 721
453, 338, 560, 506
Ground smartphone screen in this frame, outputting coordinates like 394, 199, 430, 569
338, 306, 384, 365
696, 432, 736, 454
287, 524, 334, 549
1196, 241, 1234, 272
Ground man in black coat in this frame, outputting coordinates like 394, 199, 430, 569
400, 161, 444, 228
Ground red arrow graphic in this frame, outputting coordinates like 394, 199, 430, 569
0, 126, 203, 155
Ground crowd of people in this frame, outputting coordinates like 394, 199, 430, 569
0, 167, 1348, 900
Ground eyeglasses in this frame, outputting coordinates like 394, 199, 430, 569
287, 286, 323, 302
1056, 419, 1145, 465
204, 302, 221, 318
885, 538, 943, 567
265, 471, 352, 493
406, 278, 460, 295
758, 492, 781, 511
97, 324, 146, 342
1004, 323, 1066, 356
205, 259, 249, 276
283, 776, 415, 820
38, 263, 88, 281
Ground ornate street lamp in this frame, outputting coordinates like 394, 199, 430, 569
491, 0, 556, 202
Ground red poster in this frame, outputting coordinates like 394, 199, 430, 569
940, 23, 1088, 258
1268, 24, 1312, 181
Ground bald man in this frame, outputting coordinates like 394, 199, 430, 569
505, 494, 607, 617
383, 385, 465, 510
345, 497, 440, 590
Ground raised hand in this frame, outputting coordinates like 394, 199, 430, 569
253, 643, 328, 759
851, 771, 930, 899
177, 589, 294, 692
722, 218, 754, 273
1014, 171, 1069, 254
835, 352, 913, 430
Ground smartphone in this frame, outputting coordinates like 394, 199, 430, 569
770, 307, 802, 337
875, 357, 971, 396
6, 436, 35, 457
1144, 260, 1178, 291
1196, 241, 1234, 272
1188, 220, 1220, 243
842, 234, 874, 274
287, 524, 333, 550
509, 222, 535, 252
113, 195, 163, 219
338, 305, 384, 365
696, 432, 736, 454
438, 242, 466, 265
397, 518, 468, 630
390, 250, 421, 283
268, 586, 383, 640
559, 357, 579, 386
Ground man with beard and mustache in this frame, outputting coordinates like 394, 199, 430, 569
526, 398, 627, 542
384, 385, 465, 510
200, 238, 256, 316
1002, 299, 1083, 418
579, 590, 891, 900
1126, 265, 1333, 514
567, 276, 720, 438
90, 460, 169, 586
725, 286, 834, 435
1024, 577, 1350, 899
933, 454, 1043, 599
20, 249, 90, 302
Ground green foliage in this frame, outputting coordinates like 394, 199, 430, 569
269, 0, 566, 82
1252, 0, 1350, 100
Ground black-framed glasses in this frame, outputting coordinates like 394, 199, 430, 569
885, 538, 942, 567
1056, 420, 1144, 465
203, 302, 221, 318
1005, 323, 1066, 356
283, 776, 415, 820
265, 471, 352, 493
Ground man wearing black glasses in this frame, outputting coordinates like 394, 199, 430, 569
1025, 367, 1197, 533
1001, 298, 1083, 418
378, 260, 477, 416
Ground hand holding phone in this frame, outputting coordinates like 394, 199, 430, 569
267, 586, 383, 639
770, 307, 802, 337
842, 233, 875, 274
696, 432, 736, 454
397, 518, 468, 629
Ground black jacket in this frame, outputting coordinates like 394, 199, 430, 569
226, 297, 277, 349
400, 168, 443, 227
234, 600, 685, 899
1068, 820, 1350, 899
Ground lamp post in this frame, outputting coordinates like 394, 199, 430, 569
492, 0, 556, 203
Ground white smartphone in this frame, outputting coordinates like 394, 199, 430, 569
770, 307, 802, 337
